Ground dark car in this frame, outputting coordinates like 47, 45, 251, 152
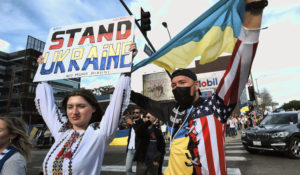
241, 111, 300, 159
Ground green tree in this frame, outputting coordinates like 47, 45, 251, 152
258, 88, 274, 111
281, 100, 300, 111
92, 85, 115, 95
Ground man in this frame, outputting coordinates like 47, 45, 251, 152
130, 0, 267, 174
125, 108, 143, 175
142, 113, 149, 123
134, 112, 165, 175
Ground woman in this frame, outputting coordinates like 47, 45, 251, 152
35, 43, 134, 174
0, 116, 32, 175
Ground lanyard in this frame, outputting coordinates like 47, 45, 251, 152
169, 106, 194, 150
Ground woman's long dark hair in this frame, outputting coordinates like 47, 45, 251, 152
62, 88, 104, 125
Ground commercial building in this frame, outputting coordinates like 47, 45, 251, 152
0, 36, 80, 124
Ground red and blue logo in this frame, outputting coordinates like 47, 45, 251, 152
199, 78, 218, 87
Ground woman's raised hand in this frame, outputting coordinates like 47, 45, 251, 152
37, 55, 44, 65
129, 42, 138, 58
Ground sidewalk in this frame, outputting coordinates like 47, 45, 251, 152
225, 130, 241, 143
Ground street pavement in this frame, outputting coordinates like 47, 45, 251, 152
100, 132, 243, 175
28, 131, 300, 175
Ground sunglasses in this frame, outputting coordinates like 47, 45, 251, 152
146, 116, 151, 119
133, 112, 140, 114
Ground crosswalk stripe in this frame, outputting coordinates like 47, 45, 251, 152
226, 156, 247, 161
227, 168, 242, 175
226, 145, 244, 149
101, 165, 241, 175
163, 156, 246, 161
226, 142, 243, 145
226, 150, 248, 154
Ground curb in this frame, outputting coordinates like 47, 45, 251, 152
225, 131, 242, 143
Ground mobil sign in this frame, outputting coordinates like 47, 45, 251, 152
196, 70, 225, 90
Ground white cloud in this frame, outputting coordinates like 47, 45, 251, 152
0, 1, 40, 33
0, 39, 10, 52
263, 4, 300, 27
252, 18, 300, 105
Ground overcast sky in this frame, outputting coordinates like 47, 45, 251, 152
0, 0, 299, 106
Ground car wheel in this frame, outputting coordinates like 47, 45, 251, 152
287, 137, 300, 159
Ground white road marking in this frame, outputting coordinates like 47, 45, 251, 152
101, 165, 242, 175
164, 156, 246, 161
226, 145, 244, 149
226, 150, 248, 154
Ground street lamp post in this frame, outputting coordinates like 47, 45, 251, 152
255, 78, 260, 95
255, 75, 267, 95
162, 22, 172, 40
255, 74, 267, 111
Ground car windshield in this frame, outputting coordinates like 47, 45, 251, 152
260, 113, 298, 125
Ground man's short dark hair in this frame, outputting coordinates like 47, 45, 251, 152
171, 69, 197, 81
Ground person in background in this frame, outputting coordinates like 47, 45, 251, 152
0, 116, 32, 175
134, 112, 165, 175
160, 122, 167, 142
43, 128, 51, 146
125, 107, 143, 175
142, 114, 149, 123
226, 119, 231, 137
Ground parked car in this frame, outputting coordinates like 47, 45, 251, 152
241, 111, 300, 159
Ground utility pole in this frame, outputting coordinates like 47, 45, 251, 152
250, 73, 259, 111
119, 0, 172, 78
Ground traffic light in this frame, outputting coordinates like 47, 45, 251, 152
248, 86, 255, 101
140, 8, 151, 35
249, 104, 254, 111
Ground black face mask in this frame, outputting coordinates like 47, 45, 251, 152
172, 85, 195, 108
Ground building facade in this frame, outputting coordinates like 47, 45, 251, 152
0, 36, 80, 124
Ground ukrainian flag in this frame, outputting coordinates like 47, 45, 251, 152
28, 125, 39, 140
109, 128, 130, 146
132, 0, 245, 73
240, 103, 249, 113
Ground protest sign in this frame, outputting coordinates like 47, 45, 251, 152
33, 16, 134, 82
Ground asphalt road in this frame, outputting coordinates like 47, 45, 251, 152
28, 138, 300, 175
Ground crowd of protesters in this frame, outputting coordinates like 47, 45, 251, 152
226, 111, 265, 137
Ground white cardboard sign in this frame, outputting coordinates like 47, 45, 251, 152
33, 16, 134, 82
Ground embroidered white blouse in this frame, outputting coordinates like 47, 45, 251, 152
35, 74, 131, 175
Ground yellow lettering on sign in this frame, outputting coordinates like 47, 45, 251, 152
71, 48, 84, 60
43, 52, 49, 63
52, 51, 59, 62
102, 45, 108, 57
109, 43, 121, 56
87, 46, 98, 58
121, 42, 131, 55
58, 49, 70, 61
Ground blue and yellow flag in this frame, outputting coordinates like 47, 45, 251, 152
132, 0, 245, 73
240, 103, 249, 113
109, 128, 130, 146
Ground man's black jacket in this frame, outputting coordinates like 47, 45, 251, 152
133, 121, 165, 163
126, 118, 143, 153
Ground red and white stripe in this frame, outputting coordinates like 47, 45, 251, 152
194, 115, 226, 175
193, 27, 260, 175
216, 27, 259, 106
